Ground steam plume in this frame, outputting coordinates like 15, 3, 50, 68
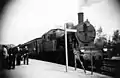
78, 0, 105, 12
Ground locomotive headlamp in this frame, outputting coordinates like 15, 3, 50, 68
103, 48, 107, 51
34, 48, 36, 50
81, 49, 85, 52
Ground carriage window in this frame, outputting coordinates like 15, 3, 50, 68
84, 44, 88, 46
79, 31, 83, 33
47, 36, 50, 41
42, 35, 45, 39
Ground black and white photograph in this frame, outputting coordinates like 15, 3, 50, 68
0, 0, 120, 78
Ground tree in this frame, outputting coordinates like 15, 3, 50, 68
95, 26, 107, 48
97, 26, 102, 37
112, 30, 120, 43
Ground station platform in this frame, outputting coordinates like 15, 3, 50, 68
0, 59, 113, 78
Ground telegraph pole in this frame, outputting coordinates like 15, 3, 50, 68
64, 23, 77, 72
64, 23, 68, 72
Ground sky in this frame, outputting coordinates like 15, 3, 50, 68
0, 0, 120, 45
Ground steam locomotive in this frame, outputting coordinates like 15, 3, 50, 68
18, 12, 103, 71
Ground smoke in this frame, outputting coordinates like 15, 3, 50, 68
78, 0, 105, 12
84, 0, 105, 6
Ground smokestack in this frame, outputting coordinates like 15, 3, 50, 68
78, 12, 84, 24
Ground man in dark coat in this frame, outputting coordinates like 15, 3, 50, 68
16, 47, 21, 65
8, 47, 16, 69
23, 46, 29, 65
2, 45, 9, 69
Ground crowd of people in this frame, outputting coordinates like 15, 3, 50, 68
0, 45, 29, 70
